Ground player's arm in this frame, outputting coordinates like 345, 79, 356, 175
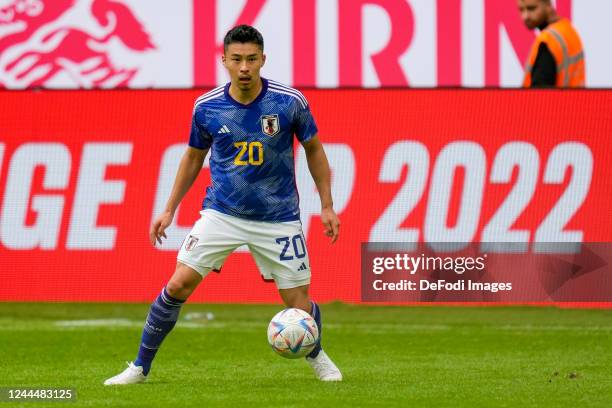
150, 146, 209, 245
302, 135, 340, 243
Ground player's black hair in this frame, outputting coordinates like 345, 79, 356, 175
223, 25, 264, 52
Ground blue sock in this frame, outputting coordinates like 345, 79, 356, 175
307, 301, 322, 359
134, 287, 185, 375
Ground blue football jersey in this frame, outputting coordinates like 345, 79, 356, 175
189, 78, 318, 222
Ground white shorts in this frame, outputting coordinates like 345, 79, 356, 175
177, 209, 311, 289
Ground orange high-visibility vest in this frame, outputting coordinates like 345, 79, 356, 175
523, 18, 585, 88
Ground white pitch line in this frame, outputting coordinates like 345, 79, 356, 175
54, 319, 206, 329
10, 319, 610, 334
55, 319, 134, 327
496, 325, 612, 332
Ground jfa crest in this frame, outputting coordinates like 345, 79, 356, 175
185, 235, 199, 251
261, 114, 280, 136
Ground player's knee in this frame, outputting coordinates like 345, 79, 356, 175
165, 280, 192, 300
166, 263, 202, 300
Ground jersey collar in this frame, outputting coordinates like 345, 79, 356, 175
224, 77, 268, 108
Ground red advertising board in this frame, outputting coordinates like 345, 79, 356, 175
1, 89, 611, 303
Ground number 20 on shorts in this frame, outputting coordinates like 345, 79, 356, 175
276, 234, 306, 261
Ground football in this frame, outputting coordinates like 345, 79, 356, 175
267, 308, 319, 359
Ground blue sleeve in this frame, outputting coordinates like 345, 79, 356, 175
294, 100, 318, 143
189, 108, 212, 149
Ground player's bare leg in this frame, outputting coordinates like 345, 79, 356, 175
166, 262, 204, 300
278, 284, 342, 382
104, 262, 202, 385
278, 284, 311, 312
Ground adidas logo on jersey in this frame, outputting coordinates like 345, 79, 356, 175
218, 125, 230, 134
297, 262, 308, 272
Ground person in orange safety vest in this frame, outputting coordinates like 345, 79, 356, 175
518, 0, 585, 88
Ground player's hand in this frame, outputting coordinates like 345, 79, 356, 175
321, 207, 340, 244
149, 210, 174, 246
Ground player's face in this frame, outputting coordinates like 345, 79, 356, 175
223, 42, 266, 91
517, 0, 551, 30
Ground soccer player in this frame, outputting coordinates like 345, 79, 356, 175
518, 0, 585, 87
104, 25, 342, 385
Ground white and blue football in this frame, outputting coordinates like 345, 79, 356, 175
267, 308, 319, 359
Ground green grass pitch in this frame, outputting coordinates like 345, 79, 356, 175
1, 302, 612, 407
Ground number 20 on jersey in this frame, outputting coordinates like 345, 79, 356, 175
234, 141, 263, 166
